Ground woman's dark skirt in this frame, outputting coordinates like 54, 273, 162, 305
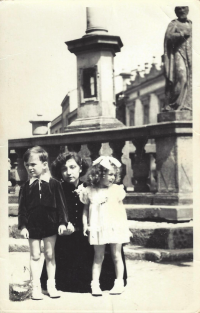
41, 232, 127, 293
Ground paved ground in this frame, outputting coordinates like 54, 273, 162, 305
4, 252, 200, 312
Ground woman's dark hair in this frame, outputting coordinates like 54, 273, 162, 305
86, 163, 121, 187
23, 146, 48, 163
51, 152, 89, 181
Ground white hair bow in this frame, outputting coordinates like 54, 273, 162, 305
92, 156, 121, 170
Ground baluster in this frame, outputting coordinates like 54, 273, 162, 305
8, 149, 18, 188
87, 142, 101, 162
15, 148, 29, 184
109, 141, 126, 184
131, 138, 150, 192
149, 153, 157, 192
121, 142, 134, 191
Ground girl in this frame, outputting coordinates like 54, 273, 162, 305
18, 146, 68, 300
80, 156, 130, 296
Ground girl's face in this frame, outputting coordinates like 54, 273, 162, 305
100, 167, 116, 188
61, 158, 82, 186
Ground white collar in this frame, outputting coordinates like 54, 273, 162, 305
29, 172, 51, 185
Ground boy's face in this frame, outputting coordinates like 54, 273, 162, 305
100, 167, 116, 187
24, 153, 47, 178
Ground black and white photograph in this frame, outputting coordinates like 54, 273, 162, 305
1, 0, 200, 312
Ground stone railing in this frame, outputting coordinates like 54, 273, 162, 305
9, 120, 192, 221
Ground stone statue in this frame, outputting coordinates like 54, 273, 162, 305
164, 6, 192, 111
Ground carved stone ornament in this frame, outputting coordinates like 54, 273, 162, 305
164, 6, 192, 111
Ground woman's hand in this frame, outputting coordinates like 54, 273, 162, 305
20, 228, 29, 239
58, 224, 67, 235
66, 222, 75, 235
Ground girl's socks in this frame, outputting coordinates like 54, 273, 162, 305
109, 279, 124, 295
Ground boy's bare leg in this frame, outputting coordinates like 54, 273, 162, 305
43, 235, 60, 298
28, 238, 43, 299
29, 239, 42, 280
43, 235, 57, 280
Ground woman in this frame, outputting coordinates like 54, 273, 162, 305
41, 152, 127, 293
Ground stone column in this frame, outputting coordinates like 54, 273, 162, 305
85, 7, 108, 35
65, 7, 124, 132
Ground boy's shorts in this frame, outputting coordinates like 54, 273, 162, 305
27, 206, 58, 240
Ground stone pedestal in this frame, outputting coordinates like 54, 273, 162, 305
154, 113, 193, 219
66, 116, 124, 132
29, 114, 50, 135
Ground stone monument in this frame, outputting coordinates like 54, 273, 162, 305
158, 6, 192, 122
154, 6, 193, 216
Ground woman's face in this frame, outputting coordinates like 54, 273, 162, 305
61, 158, 82, 186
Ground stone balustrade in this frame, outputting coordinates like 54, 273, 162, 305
8, 120, 192, 222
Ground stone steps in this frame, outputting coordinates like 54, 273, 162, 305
8, 192, 193, 261
9, 217, 193, 246
9, 201, 193, 222
128, 220, 193, 249
125, 204, 193, 222
124, 245, 193, 262
9, 238, 193, 262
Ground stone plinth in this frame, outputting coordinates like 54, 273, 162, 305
158, 111, 192, 122
155, 111, 193, 219
155, 133, 192, 205
66, 116, 124, 132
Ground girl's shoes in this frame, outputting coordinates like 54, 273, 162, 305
109, 279, 124, 295
32, 280, 43, 300
91, 280, 102, 296
47, 279, 61, 298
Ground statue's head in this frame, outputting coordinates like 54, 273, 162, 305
175, 6, 189, 20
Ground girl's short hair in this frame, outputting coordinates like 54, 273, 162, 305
51, 152, 89, 180
86, 163, 121, 187
23, 146, 48, 163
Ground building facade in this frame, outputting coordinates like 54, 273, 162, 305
50, 91, 77, 134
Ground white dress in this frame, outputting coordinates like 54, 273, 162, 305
80, 184, 130, 245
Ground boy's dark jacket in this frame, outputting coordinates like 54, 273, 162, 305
18, 177, 68, 230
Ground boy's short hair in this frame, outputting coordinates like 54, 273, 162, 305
23, 146, 48, 163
